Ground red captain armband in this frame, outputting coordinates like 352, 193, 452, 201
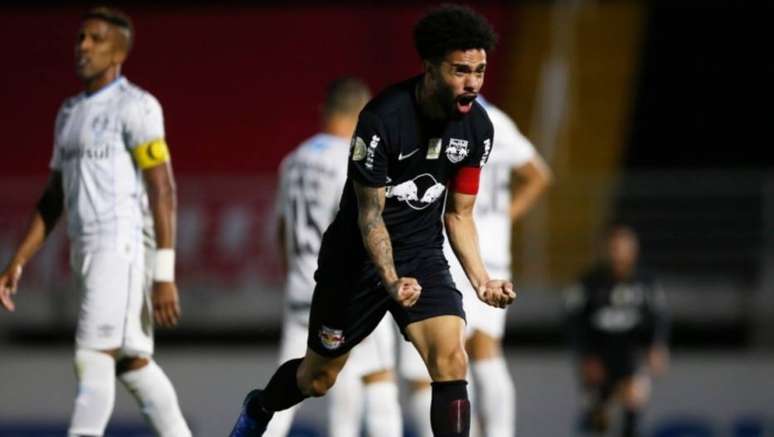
451, 166, 482, 194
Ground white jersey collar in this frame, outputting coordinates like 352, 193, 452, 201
83, 75, 126, 101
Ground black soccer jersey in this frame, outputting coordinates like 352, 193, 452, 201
565, 265, 670, 359
316, 75, 494, 281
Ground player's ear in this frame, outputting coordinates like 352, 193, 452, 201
110, 27, 130, 65
422, 60, 435, 75
112, 49, 128, 65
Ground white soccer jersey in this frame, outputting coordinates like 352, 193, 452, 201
275, 133, 349, 307
50, 76, 165, 255
444, 98, 536, 275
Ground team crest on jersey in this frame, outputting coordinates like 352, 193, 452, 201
479, 138, 492, 167
426, 138, 442, 160
351, 136, 367, 161
446, 138, 469, 163
385, 173, 446, 210
319, 325, 345, 350
91, 114, 111, 133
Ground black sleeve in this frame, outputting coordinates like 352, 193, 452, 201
35, 171, 64, 235
462, 110, 494, 169
348, 111, 390, 188
643, 280, 670, 346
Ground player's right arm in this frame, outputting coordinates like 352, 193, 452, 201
348, 111, 420, 307
0, 172, 64, 311
353, 181, 421, 308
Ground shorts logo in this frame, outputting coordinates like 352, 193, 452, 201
365, 135, 380, 170
97, 324, 115, 338
385, 173, 446, 210
446, 138, 469, 163
319, 325, 345, 350
426, 138, 442, 160
351, 136, 367, 161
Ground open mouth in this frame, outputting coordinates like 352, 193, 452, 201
456, 94, 477, 114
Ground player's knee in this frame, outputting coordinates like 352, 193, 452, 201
74, 349, 116, 387
621, 376, 650, 409
302, 367, 339, 397
73, 349, 115, 403
427, 347, 468, 380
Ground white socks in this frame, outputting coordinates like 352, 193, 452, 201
68, 349, 116, 437
471, 357, 516, 437
329, 372, 402, 437
407, 384, 433, 437
328, 367, 364, 437
263, 405, 298, 437
118, 360, 191, 437
364, 381, 402, 437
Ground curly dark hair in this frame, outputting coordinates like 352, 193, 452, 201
414, 4, 498, 63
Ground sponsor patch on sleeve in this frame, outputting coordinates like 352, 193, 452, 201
351, 136, 367, 161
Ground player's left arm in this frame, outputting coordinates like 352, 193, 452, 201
645, 281, 670, 375
510, 153, 552, 221
127, 94, 181, 328
444, 188, 515, 308
142, 160, 181, 328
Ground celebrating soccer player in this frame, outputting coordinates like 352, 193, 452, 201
230, 6, 514, 437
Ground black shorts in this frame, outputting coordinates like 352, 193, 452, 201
307, 250, 465, 357
598, 349, 641, 384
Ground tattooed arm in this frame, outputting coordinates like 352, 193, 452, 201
353, 180, 421, 307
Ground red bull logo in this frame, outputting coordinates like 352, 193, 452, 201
319, 325, 345, 350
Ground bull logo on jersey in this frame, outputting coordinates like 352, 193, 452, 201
319, 325, 345, 350
446, 138, 469, 163
385, 173, 446, 210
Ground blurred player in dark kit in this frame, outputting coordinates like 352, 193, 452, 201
565, 224, 670, 437
230, 5, 515, 437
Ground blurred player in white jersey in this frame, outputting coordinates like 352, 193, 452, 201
266, 77, 402, 437
400, 96, 552, 437
0, 8, 190, 437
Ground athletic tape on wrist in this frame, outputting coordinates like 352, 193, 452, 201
153, 249, 175, 282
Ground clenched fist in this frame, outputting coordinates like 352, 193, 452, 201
387, 277, 422, 308
476, 279, 516, 309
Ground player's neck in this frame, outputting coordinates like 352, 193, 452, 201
323, 115, 357, 140
84, 66, 122, 94
611, 263, 635, 281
